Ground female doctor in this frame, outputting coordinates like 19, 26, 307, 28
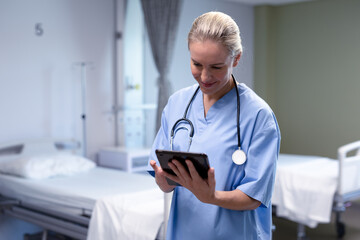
148, 11, 280, 240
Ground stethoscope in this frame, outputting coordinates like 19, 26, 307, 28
170, 75, 247, 165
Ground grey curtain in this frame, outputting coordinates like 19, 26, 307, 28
140, 0, 183, 132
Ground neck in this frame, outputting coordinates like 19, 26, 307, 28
203, 76, 235, 117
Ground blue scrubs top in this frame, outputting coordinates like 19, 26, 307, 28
148, 83, 281, 240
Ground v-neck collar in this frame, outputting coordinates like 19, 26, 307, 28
194, 86, 237, 123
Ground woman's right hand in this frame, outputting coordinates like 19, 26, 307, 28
150, 160, 175, 193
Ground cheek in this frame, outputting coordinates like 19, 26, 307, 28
213, 69, 229, 80
191, 66, 200, 78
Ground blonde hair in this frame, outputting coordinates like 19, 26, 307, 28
188, 11, 242, 57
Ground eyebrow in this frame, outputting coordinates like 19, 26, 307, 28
191, 59, 224, 66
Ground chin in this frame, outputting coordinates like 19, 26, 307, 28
199, 86, 216, 95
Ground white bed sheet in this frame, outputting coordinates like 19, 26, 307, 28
0, 166, 159, 214
273, 154, 338, 228
88, 189, 164, 240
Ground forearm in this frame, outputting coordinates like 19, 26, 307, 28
209, 189, 261, 211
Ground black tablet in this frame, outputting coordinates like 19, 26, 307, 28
155, 149, 210, 186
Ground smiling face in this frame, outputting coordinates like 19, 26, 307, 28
189, 39, 240, 100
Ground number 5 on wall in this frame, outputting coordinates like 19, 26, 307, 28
35, 23, 43, 36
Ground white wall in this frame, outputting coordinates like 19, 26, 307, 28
0, 0, 116, 160
143, 0, 254, 145
0, 0, 116, 238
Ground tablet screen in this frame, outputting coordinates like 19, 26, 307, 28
155, 149, 210, 186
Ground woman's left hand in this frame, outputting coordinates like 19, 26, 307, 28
166, 160, 216, 204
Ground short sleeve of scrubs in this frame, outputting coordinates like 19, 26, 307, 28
237, 109, 280, 208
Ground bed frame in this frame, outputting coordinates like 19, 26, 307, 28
0, 139, 89, 239
0, 195, 89, 239
333, 140, 360, 238
280, 140, 360, 240
0, 139, 165, 240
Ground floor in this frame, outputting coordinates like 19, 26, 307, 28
273, 201, 360, 240
24, 231, 74, 240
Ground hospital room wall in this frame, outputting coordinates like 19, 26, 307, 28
0, 0, 116, 238
0, 0, 116, 160
254, 0, 360, 159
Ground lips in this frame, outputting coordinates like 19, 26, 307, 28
200, 81, 216, 88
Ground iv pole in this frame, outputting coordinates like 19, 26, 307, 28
75, 62, 92, 157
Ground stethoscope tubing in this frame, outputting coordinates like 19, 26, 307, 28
170, 75, 242, 152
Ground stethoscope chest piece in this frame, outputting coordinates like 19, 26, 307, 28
232, 149, 247, 165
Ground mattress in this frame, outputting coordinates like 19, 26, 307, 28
273, 154, 338, 227
0, 167, 159, 215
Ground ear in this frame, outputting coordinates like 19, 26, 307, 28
233, 53, 241, 67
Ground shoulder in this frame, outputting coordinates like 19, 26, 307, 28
238, 84, 278, 128
239, 84, 281, 151
238, 84, 271, 112
167, 84, 199, 105
161, 84, 199, 119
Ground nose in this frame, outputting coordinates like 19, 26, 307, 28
201, 68, 211, 82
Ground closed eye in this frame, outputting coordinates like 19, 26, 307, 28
212, 66, 222, 70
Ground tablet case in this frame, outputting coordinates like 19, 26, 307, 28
155, 149, 210, 186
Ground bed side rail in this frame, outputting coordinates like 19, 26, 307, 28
1, 198, 89, 240
0, 195, 20, 208
337, 140, 360, 197
4, 206, 88, 240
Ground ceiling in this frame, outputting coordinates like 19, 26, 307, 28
223, 0, 314, 6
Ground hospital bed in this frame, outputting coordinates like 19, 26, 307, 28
273, 140, 360, 239
0, 139, 164, 240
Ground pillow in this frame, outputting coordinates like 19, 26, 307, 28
0, 154, 96, 179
